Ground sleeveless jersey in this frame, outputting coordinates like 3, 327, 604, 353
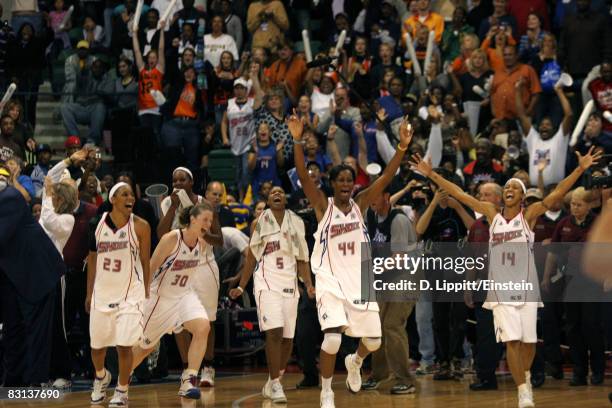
138, 67, 163, 111
192, 239, 220, 297
253, 223, 298, 298
93, 213, 144, 311
311, 198, 378, 311
226, 97, 255, 156
485, 210, 541, 308
151, 230, 202, 299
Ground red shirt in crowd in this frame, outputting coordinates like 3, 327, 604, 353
588, 78, 612, 133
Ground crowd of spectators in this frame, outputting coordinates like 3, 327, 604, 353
0, 0, 612, 393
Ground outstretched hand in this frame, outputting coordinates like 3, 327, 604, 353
576, 146, 603, 171
398, 117, 414, 149
409, 153, 432, 177
287, 110, 305, 141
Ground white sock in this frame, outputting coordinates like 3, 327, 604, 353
353, 353, 363, 366
183, 368, 198, 378
321, 377, 332, 392
95, 369, 106, 379
271, 377, 280, 384
518, 383, 529, 394
116, 383, 128, 392
525, 371, 531, 384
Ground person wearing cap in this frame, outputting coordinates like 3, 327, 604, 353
222, 66, 264, 199
60, 59, 112, 146
0, 162, 66, 387
265, 38, 308, 103
62, 40, 95, 104
524, 188, 543, 207
30, 143, 52, 197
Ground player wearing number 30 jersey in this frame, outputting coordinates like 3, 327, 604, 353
131, 203, 215, 401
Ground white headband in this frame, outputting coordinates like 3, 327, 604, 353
109, 182, 130, 199
504, 178, 526, 195
173, 166, 193, 180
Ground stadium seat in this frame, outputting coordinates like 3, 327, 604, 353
207, 149, 238, 186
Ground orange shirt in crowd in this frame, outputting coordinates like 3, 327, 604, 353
491, 63, 541, 120
481, 36, 517, 73
138, 67, 163, 111
265, 55, 308, 98
402, 12, 445, 45
173, 83, 197, 118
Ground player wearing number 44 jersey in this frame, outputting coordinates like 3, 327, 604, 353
411, 146, 602, 408
86, 182, 152, 407
230, 187, 314, 404
289, 113, 414, 408
131, 203, 216, 401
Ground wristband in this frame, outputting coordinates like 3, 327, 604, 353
293, 139, 306, 145
236, 286, 244, 294
397, 143, 408, 152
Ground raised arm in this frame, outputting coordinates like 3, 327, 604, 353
514, 77, 532, 134
355, 117, 413, 214
251, 65, 265, 110
415, 191, 440, 236
410, 153, 497, 221
289, 113, 328, 219
555, 84, 573, 136
354, 122, 369, 172
132, 29, 145, 71
525, 146, 602, 225
325, 124, 342, 166
157, 20, 166, 73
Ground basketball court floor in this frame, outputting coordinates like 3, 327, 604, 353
0, 371, 608, 407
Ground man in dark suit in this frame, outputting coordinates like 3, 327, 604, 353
0, 165, 65, 386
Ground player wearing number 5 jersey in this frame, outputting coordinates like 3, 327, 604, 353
289, 113, 414, 408
86, 182, 151, 407
411, 146, 602, 408
229, 187, 314, 404
132, 203, 215, 401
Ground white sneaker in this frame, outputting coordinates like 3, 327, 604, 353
90, 369, 111, 404
270, 380, 287, 403
262, 378, 272, 399
320, 390, 335, 408
344, 354, 362, 393
52, 378, 72, 389
108, 389, 128, 407
179, 372, 201, 400
518, 384, 535, 408
199, 366, 215, 387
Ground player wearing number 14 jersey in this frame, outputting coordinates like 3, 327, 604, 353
131, 203, 215, 401
411, 146, 602, 408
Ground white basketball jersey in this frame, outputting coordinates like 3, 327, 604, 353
485, 210, 541, 307
254, 225, 299, 298
192, 240, 220, 296
227, 97, 255, 156
311, 198, 377, 311
151, 230, 202, 299
93, 213, 144, 311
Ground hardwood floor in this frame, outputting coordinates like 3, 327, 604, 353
1, 373, 608, 407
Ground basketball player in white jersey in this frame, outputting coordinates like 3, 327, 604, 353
86, 182, 151, 407
410, 146, 602, 408
228, 186, 314, 403
131, 203, 215, 400
288, 114, 413, 408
